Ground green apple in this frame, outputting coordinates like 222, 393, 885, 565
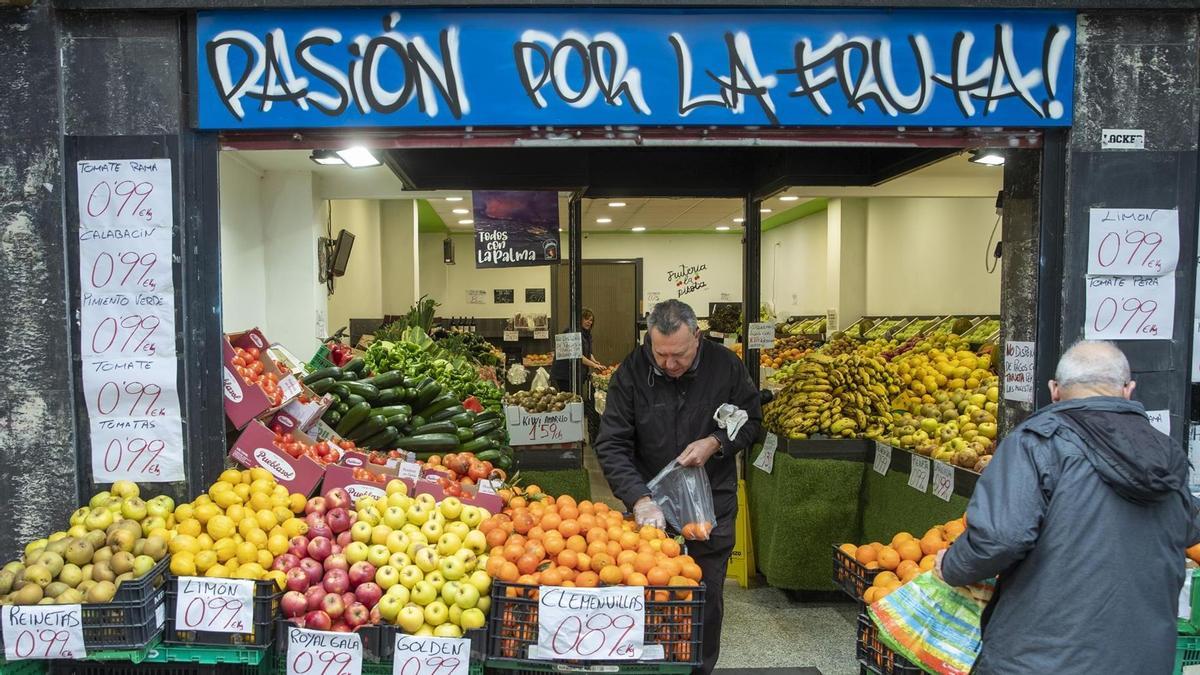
461, 608, 486, 630
69, 508, 90, 527
462, 531, 488, 556
141, 516, 167, 538
368, 545, 392, 568
401, 524, 422, 539
438, 497, 463, 521
410, 580, 437, 606
420, 518, 443, 542
415, 624, 434, 637
440, 581, 461, 605
459, 506, 482, 529
425, 570, 446, 592
385, 531, 410, 554
357, 506, 382, 527
397, 605, 425, 633
377, 595, 403, 623
345, 542, 370, 564
423, 600, 449, 627
415, 494, 436, 509
433, 623, 462, 638
387, 493, 413, 511
383, 507, 407, 531
414, 546, 439, 574
405, 504, 431, 526
449, 604, 463, 626
89, 491, 112, 509
444, 522, 471, 542
453, 548, 477, 571
120, 498, 148, 522
104, 497, 124, 513
84, 509, 113, 532
386, 480, 408, 497
454, 583, 480, 610
388, 552, 412, 570
371, 525, 392, 546
350, 521, 373, 544
437, 533, 463, 557
476, 596, 491, 614
147, 495, 175, 519
111, 480, 139, 499
67, 525, 89, 539
376, 565, 401, 590
386, 584, 411, 605
467, 570, 492, 595
399, 565, 424, 589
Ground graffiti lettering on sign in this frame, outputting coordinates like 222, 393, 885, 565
668, 263, 708, 298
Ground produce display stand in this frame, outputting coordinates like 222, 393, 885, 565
856, 606, 922, 675
513, 442, 584, 471
1176, 634, 1200, 674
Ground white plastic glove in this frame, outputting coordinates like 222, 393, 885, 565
633, 497, 666, 530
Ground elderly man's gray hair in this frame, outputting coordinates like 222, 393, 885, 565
1054, 340, 1131, 391
648, 299, 699, 335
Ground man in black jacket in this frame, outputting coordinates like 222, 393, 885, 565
595, 299, 762, 674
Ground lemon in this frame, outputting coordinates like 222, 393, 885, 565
271, 484, 288, 499
195, 550, 218, 573
266, 570, 287, 590
214, 538, 238, 563
218, 468, 242, 485
288, 494, 307, 514
248, 467, 273, 483
174, 504, 195, 522
195, 533, 214, 549
225, 504, 246, 523
236, 541, 258, 565
233, 484, 252, 502
207, 515, 235, 540
244, 528, 268, 550
386, 480, 408, 497
194, 502, 220, 525
273, 506, 293, 525
205, 563, 227, 578
215, 490, 242, 510
256, 550, 274, 568
170, 553, 197, 577
283, 519, 308, 539
176, 518, 202, 538
267, 534, 289, 557
169, 535, 199, 556
249, 492, 272, 512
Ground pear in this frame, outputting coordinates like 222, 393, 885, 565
92, 547, 113, 565
86, 581, 116, 604
85, 529, 107, 551
45, 538, 71, 557
132, 555, 155, 578
109, 552, 135, 576
3, 561, 24, 576
65, 539, 95, 566
11, 584, 43, 605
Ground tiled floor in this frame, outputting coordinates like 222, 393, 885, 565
585, 445, 860, 675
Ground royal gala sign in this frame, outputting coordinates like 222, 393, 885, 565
195, 9, 1074, 129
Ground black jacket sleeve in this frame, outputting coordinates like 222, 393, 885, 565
594, 361, 649, 509
711, 356, 763, 458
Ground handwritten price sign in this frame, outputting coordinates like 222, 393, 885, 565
77, 160, 172, 229
87, 420, 185, 481
81, 307, 175, 359
908, 455, 930, 493
1088, 208, 1179, 276
2, 605, 86, 661
1085, 275, 1174, 340
287, 626, 362, 675
932, 461, 955, 502
528, 421, 563, 442
175, 577, 254, 634
538, 586, 645, 660
873, 443, 892, 476
392, 634, 470, 675
80, 229, 174, 295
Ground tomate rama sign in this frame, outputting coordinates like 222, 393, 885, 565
195, 9, 1075, 129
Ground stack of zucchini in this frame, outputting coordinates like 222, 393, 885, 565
302, 361, 512, 470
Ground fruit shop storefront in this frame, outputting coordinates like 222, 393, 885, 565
3, 0, 1199, 602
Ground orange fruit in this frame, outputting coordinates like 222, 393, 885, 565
513, 512, 536, 535
897, 541, 923, 563
599, 566, 624, 586
576, 553, 591, 572
896, 560, 919, 579
541, 513, 562, 531
577, 514, 596, 531
863, 587, 880, 603
558, 519, 581, 539
517, 554, 541, 576
606, 540, 623, 559
578, 501, 595, 515
587, 541, 607, 557
543, 534, 566, 556
528, 526, 546, 541
616, 550, 638, 567
874, 571, 899, 586
646, 567, 671, 586
590, 553, 614, 572
619, 531, 641, 550
586, 528, 608, 545
525, 542, 546, 562
855, 546, 878, 565
503, 543, 525, 562
890, 532, 915, 547
919, 555, 936, 572
557, 550, 578, 569
634, 553, 656, 575
661, 539, 681, 558
576, 571, 599, 587
540, 568, 564, 586
498, 562, 519, 583
566, 535, 587, 553
594, 502, 609, 515
626, 572, 648, 586
839, 543, 857, 557
681, 563, 703, 582
486, 556, 505, 577
640, 526, 660, 541
1189, 543, 1200, 564
486, 528, 508, 549
920, 533, 947, 556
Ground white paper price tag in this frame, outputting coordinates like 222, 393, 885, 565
279, 375, 303, 401
478, 479, 499, 495
932, 461, 955, 502
534, 330, 549, 340
873, 443, 892, 476
538, 586, 645, 660
503, 330, 519, 342
747, 323, 775, 350
1147, 410, 1170, 436
555, 333, 583, 360
398, 462, 422, 481
908, 455, 930, 493
1088, 208, 1178, 276
2, 605, 86, 661
392, 634, 471, 675
175, 577, 254, 634
1085, 275, 1174, 340
287, 626, 362, 675
752, 433, 778, 474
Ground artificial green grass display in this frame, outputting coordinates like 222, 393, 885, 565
517, 469, 592, 502
747, 446, 864, 591
859, 469, 970, 543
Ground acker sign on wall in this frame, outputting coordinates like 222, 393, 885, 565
195, 9, 1074, 129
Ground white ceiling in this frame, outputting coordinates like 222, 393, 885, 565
225, 149, 1003, 233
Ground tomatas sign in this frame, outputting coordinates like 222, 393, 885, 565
195, 9, 1074, 129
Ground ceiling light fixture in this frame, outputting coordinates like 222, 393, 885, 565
969, 149, 1005, 166
445, 196, 464, 202
715, 225, 731, 231
452, 208, 469, 215
458, 219, 474, 225
309, 150, 344, 166
760, 208, 773, 213
335, 146, 381, 168
733, 217, 745, 223
596, 217, 612, 224
608, 201, 626, 207
779, 195, 799, 202
631, 226, 646, 232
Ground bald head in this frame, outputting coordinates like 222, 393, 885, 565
1050, 340, 1135, 402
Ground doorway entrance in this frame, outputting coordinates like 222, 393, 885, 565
553, 259, 642, 366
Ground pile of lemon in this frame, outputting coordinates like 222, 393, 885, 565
167, 468, 308, 587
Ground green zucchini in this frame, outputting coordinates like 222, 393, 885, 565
335, 402, 372, 436
322, 410, 342, 426
412, 420, 459, 436
343, 394, 366, 409
348, 415, 388, 442
476, 449, 502, 462
330, 384, 350, 399
342, 357, 365, 374
412, 382, 444, 410
395, 433, 461, 451
471, 419, 503, 436
459, 437, 495, 453
335, 402, 350, 415
362, 426, 399, 450
495, 454, 513, 471
303, 367, 342, 385
409, 415, 426, 429
447, 412, 476, 428
343, 381, 380, 401
384, 413, 410, 428
429, 406, 467, 423
455, 427, 475, 443
474, 410, 500, 422
308, 377, 337, 395
368, 371, 405, 389
375, 387, 406, 406
371, 405, 412, 418
339, 370, 359, 381
417, 395, 459, 419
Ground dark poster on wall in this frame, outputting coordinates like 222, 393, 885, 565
473, 191, 560, 268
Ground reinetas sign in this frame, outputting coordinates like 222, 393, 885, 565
473, 191, 560, 269
195, 9, 1075, 129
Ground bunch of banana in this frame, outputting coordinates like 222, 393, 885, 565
764, 352, 898, 440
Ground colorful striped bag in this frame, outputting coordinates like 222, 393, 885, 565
868, 572, 994, 675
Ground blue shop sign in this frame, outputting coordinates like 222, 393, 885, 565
196, 8, 1074, 130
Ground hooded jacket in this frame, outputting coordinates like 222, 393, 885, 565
594, 336, 762, 518
941, 397, 1200, 675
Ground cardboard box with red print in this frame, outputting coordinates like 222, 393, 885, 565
222, 328, 303, 429
229, 420, 324, 496
322, 452, 411, 506
274, 388, 334, 432
413, 473, 505, 513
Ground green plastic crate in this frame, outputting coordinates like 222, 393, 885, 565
308, 344, 334, 370
0, 660, 46, 675
1181, 569, 1200, 634
145, 643, 268, 666
487, 661, 689, 674
1175, 633, 1200, 674
73, 636, 161, 664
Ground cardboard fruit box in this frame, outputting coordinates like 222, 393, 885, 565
273, 385, 333, 432
229, 420, 325, 496
321, 451, 413, 505
413, 473, 505, 513
222, 328, 303, 429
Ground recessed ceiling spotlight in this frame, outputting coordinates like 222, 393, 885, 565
715, 225, 731, 231
969, 149, 1005, 166
779, 195, 799, 202
608, 202, 626, 207
733, 217, 745, 223
452, 208, 469, 214
458, 219, 474, 225
631, 226, 646, 232
760, 208, 773, 213
335, 146, 380, 168
596, 217, 612, 224
445, 196, 464, 202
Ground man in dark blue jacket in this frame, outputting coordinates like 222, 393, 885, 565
595, 299, 762, 674
938, 340, 1200, 674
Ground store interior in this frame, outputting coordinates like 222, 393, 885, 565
216, 143, 1007, 674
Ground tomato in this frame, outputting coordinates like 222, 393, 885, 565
468, 461, 489, 482
461, 477, 475, 486
339, 440, 355, 451
231, 356, 246, 368
445, 483, 463, 497
246, 347, 260, 360
426, 455, 442, 467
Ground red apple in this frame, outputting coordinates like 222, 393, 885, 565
285, 567, 310, 593
304, 585, 327, 611
327, 508, 352, 534
323, 568, 350, 595
323, 553, 349, 572
325, 488, 352, 511
288, 536, 310, 559
336, 531, 353, 548
331, 544, 342, 556
300, 558, 324, 585
344, 602, 370, 628
272, 553, 301, 573
304, 610, 332, 631
348, 561, 376, 588
307, 536, 333, 562
307, 518, 333, 541
369, 606, 382, 624
281, 591, 308, 618
341, 592, 357, 609
305, 496, 327, 516
331, 622, 352, 633
355, 582, 383, 608
321, 592, 345, 619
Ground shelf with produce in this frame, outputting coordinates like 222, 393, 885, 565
890, 316, 947, 341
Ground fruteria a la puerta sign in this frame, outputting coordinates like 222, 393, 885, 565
195, 9, 1075, 130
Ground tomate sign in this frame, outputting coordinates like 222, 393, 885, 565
76, 159, 185, 483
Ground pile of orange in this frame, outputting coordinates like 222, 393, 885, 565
760, 347, 809, 368
481, 487, 702, 594
841, 515, 966, 603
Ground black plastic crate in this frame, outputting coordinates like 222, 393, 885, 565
163, 576, 279, 649
0, 556, 170, 654
856, 607, 922, 675
275, 618, 486, 664
487, 581, 703, 668
833, 545, 880, 602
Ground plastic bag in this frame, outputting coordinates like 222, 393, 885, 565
530, 367, 551, 390
868, 571, 993, 675
646, 462, 717, 541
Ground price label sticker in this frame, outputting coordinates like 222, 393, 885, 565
1088, 208, 1179, 276
279, 376, 303, 402
908, 455, 930, 493
1085, 275, 1174, 340
534, 330, 549, 340
175, 577, 254, 634
752, 433, 778, 474
1147, 409, 1170, 436
287, 626, 362, 675
478, 479, 498, 495
503, 330, 519, 342
747, 323, 775, 350
538, 586, 645, 660
391, 634, 471, 675
932, 461, 955, 502
873, 443, 892, 476
398, 462, 422, 482
555, 333, 583, 360
2, 605, 86, 661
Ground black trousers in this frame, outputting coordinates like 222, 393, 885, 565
685, 508, 736, 674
